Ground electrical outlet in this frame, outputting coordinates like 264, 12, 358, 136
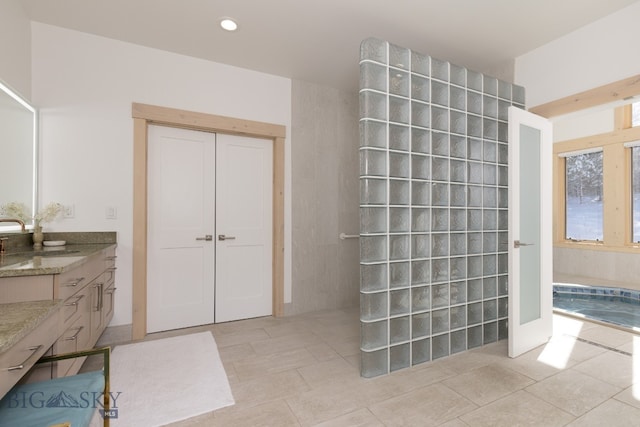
63, 204, 75, 218
106, 206, 117, 220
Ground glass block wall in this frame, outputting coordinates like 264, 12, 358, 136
359, 38, 525, 378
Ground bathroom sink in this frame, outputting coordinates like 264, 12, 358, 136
2, 249, 81, 258
0, 255, 86, 271
32, 249, 81, 257
0, 248, 84, 270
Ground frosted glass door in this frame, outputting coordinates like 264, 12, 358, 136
508, 107, 552, 357
519, 124, 541, 323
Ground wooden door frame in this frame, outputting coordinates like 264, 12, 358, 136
132, 102, 286, 340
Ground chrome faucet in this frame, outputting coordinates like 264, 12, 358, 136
0, 218, 26, 232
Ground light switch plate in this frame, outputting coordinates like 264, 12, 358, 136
63, 204, 75, 218
106, 206, 117, 220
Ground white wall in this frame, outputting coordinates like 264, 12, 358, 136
515, 2, 640, 109
552, 107, 614, 142
31, 23, 292, 326
0, 0, 31, 98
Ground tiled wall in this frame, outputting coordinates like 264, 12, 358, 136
554, 247, 640, 293
290, 80, 360, 315
358, 38, 525, 377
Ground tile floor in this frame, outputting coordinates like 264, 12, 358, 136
107, 308, 640, 426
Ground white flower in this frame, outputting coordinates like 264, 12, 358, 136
0, 201, 30, 222
34, 202, 63, 224
1, 201, 63, 225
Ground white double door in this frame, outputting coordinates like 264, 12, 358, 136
147, 125, 273, 333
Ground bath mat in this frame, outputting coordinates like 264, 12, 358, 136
109, 331, 234, 426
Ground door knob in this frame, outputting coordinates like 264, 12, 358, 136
514, 240, 534, 248
218, 234, 236, 241
196, 235, 213, 241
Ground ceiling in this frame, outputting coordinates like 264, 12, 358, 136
21, 0, 640, 92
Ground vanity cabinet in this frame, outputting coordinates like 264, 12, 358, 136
53, 273, 94, 377
0, 301, 61, 398
0, 244, 116, 378
102, 253, 117, 330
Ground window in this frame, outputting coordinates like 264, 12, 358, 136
564, 150, 603, 241
554, 103, 640, 250
633, 102, 640, 127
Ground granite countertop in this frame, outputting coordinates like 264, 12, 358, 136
0, 243, 116, 278
0, 299, 62, 355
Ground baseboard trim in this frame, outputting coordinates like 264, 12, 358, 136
96, 324, 132, 347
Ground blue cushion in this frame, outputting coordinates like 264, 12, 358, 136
0, 371, 105, 427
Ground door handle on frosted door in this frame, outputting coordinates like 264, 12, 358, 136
218, 235, 236, 241
514, 240, 534, 248
195, 235, 213, 241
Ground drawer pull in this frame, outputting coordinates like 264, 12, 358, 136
105, 287, 117, 294
106, 256, 117, 261
64, 326, 84, 341
93, 283, 104, 311
64, 294, 86, 306
107, 267, 117, 272
64, 277, 85, 287
5, 345, 43, 371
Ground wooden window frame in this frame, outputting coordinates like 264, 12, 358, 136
552, 105, 640, 252
529, 74, 640, 254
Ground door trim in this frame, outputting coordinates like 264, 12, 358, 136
132, 102, 286, 340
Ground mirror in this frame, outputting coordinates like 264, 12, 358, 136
0, 79, 37, 231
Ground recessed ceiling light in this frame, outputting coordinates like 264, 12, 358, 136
220, 18, 238, 32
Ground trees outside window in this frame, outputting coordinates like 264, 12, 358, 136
565, 151, 603, 241
555, 102, 640, 249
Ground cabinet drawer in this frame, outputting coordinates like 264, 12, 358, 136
0, 275, 53, 303
53, 317, 88, 378
103, 265, 117, 285
56, 269, 88, 301
104, 247, 117, 283
54, 323, 80, 377
54, 252, 104, 301
0, 308, 61, 397
84, 252, 106, 284
75, 287, 93, 351
56, 321, 81, 355
60, 292, 86, 329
